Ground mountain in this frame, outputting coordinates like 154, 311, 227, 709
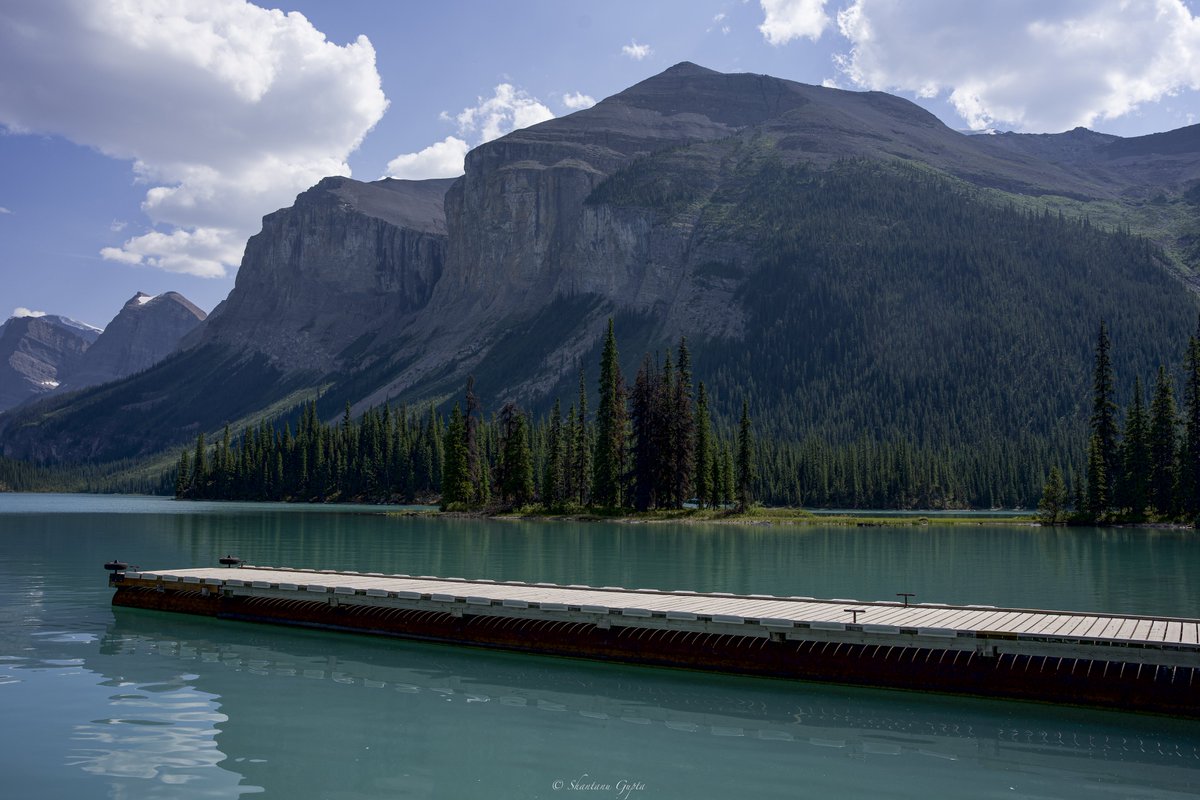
64, 292, 206, 391
194, 176, 452, 372
2, 63, 1198, 500
0, 314, 100, 412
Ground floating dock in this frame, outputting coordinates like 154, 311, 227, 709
109, 564, 1200, 716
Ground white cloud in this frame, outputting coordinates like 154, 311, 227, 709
759, 0, 830, 45
384, 136, 469, 180
0, 206, 11, 214
622, 40, 653, 60
0, 0, 387, 277
13, 308, 47, 318
384, 83, 554, 179
455, 83, 555, 142
101, 228, 239, 277
563, 92, 597, 110
834, 0, 1200, 132
109, 219, 127, 233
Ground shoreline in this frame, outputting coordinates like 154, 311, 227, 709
397, 507, 1042, 527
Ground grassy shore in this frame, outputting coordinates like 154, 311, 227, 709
392, 505, 1038, 527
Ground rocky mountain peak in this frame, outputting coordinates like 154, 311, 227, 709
0, 314, 99, 411
61, 291, 206, 392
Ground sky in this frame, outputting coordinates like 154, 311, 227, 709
3, 0, 1200, 328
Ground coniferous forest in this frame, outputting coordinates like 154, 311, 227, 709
176, 312, 1200, 520
177, 322, 757, 511
1039, 317, 1200, 525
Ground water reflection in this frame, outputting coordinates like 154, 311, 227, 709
4, 495, 1200, 799
92, 609, 1200, 799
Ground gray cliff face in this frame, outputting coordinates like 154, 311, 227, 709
433, 63, 1108, 322
64, 292, 206, 391
195, 176, 454, 371
0, 315, 99, 412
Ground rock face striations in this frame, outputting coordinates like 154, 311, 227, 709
195, 176, 453, 372
0, 315, 99, 412
2, 63, 1200, 464
64, 292, 206, 391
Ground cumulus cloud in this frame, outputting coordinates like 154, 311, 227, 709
834, 0, 1200, 132
13, 308, 47, 318
622, 40, 653, 60
100, 227, 242, 277
0, 0, 387, 277
563, 92, 597, 110
759, 0, 830, 45
384, 83, 555, 180
384, 136, 469, 180
454, 84, 555, 143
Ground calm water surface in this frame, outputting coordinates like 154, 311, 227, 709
2, 493, 1198, 799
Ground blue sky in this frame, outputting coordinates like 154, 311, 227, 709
3, 0, 1200, 328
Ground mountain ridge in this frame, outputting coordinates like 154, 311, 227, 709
2, 63, 1198, 478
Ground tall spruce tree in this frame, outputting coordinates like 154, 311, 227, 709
1038, 466, 1067, 525
694, 382, 712, 509
1118, 376, 1150, 518
574, 372, 591, 506
721, 444, 735, 508
630, 354, 657, 511
175, 449, 191, 497
542, 398, 565, 508
592, 320, 627, 507
1090, 321, 1119, 513
564, 404, 578, 505
193, 431, 207, 494
496, 402, 535, 507
1148, 366, 1179, 518
672, 338, 695, 508
440, 404, 469, 509
1182, 318, 1200, 520
736, 399, 755, 511
1084, 433, 1107, 520
465, 376, 482, 502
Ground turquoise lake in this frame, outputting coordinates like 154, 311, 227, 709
1, 493, 1198, 798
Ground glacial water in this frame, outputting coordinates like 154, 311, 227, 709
2, 493, 1198, 798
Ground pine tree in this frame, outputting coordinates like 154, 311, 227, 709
542, 398, 565, 507
573, 372, 591, 506
592, 320, 626, 507
736, 399, 755, 511
496, 402, 535, 507
1038, 465, 1067, 524
694, 382, 712, 509
1182, 318, 1200, 520
465, 376, 482, 501
440, 404, 469, 509
1084, 433, 1107, 521
721, 444, 735, 508
1118, 376, 1150, 518
672, 338, 695, 507
564, 404, 578, 505
193, 431, 207, 494
1148, 366, 1179, 518
175, 449, 191, 497
1090, 321, 1119, 513
630, 354, 657, 511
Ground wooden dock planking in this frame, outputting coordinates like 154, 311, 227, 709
128, 563, 1200, 687
109, 564, 1200, 718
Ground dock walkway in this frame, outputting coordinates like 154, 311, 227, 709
110, 565, 1200, 716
